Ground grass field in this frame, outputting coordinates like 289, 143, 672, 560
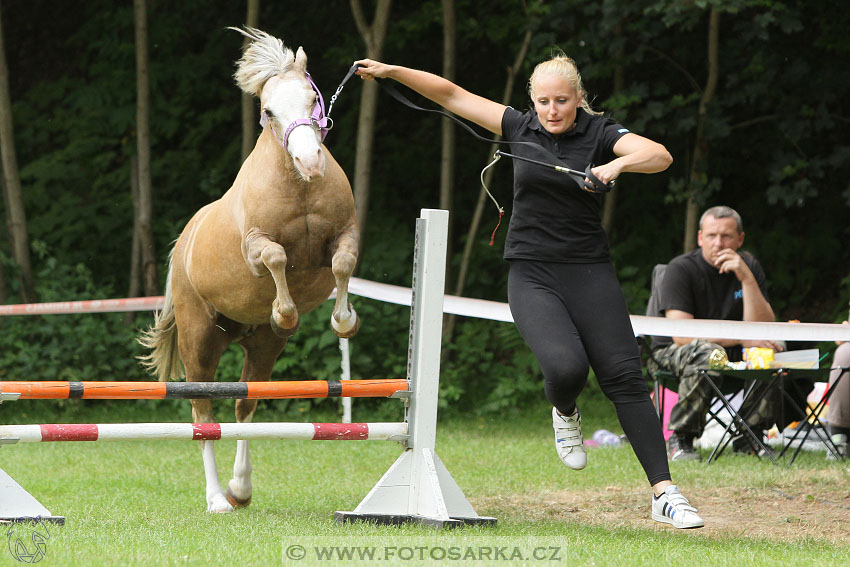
1, 392, 848, 567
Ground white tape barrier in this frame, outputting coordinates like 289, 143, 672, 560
347, 278, 850, 343
2, 277, 849, 342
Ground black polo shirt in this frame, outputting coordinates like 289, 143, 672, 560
500, 106, 629, 262
652, 248, 770, 352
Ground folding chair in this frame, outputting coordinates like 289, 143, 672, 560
641, 264, 775, 464
692, 368, 777, 463
717, 367, 849, 464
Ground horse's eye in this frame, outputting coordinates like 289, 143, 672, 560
263, 108, 276, 119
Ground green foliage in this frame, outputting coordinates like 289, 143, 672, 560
1, 0, 849, 418
0, 244, 151, 386
441, 318, 542, 414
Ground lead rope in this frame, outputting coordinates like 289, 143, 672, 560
480, 152, 504, 245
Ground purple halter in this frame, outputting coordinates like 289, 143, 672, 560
260, 72, 333, 150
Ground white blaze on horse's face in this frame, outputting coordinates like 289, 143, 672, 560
262, 73, 327, 181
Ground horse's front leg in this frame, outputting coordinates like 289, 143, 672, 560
330, 226, 360, 338
243, 231, 299, 337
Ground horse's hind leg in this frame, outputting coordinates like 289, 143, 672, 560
177, 310, 235, 513
226, 327, 288, 508
243, 232, 299, 338
330, 226, 360, 338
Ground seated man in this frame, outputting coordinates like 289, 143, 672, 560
827, 306, 850, 459
649, 205, 784, 461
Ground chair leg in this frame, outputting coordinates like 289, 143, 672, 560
700, 370, 778, 465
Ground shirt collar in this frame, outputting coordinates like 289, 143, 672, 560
528, 107, 590, 138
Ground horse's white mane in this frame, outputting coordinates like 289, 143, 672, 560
230, 27, 295, 97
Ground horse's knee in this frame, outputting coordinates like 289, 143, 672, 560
260, 243, 287, 273
242, 234, 286, 277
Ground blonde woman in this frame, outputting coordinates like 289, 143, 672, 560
356, 54, 703, 528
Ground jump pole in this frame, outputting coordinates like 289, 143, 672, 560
0, 422, 407, 442
335, 208, 496, 528
0, 379, 408, 400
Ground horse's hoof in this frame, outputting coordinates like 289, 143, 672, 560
270, 313, 299, 338
332, 311, 360, 338
225, 486, 252, 509
207, 494, 235, 514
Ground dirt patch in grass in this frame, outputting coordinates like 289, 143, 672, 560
474, 468, 850, 544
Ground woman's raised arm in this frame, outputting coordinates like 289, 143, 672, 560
355, 59, 506, 135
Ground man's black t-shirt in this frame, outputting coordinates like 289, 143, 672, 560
500, 107, 629, 262
652, 248, 770, 351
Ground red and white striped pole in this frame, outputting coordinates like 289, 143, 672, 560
0, 422, 408, 443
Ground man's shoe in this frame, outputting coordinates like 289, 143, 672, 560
667, 434, 701, 462
552, 407, 586, 470
826, 433, 848, 461
651, 485, 705, 529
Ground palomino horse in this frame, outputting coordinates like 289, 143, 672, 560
138, 28, 359, 513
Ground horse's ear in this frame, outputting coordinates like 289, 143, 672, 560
294, 46, 308, 71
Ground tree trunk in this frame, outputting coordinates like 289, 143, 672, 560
440, 0, 456, 287
134, 0, 159, 295
125, 156, 141, 325
240, 0, 260, 163
442, 29, 531, 345
683, 8, 719, 252
0, 4, 37, 302
601, 21, 625, 235
350, 0, 392, 260
0, 212, 8, 302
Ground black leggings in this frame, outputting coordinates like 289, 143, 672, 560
508, 260, 671, 485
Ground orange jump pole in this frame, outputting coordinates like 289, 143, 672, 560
0, 380, 409, 400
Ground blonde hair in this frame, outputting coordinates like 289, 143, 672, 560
527, 52, 601, 116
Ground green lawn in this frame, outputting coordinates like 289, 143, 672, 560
1, 396, 848, 566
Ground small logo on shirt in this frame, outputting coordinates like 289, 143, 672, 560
734, 289, 743, 300
617, 128, 630, 133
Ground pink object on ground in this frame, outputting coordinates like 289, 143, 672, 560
654, 387, 679, 441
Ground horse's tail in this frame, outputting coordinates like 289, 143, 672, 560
137, 250, 183, 382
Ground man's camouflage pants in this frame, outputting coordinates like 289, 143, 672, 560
647, 340, 778, 438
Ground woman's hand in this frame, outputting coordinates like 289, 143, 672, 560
354, 59, 393, 80
584, 162, 622, 191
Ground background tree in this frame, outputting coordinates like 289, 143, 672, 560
0, 226, 7, 302
445, 27, 532, 344
350, 0, 392, 259
133, 0, 158, 296
0, 3, 36, 302
240, 0, 260, 163
439, 0, 456, 284
683, 6, 720, 252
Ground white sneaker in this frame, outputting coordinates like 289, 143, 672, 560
651, 485, 704, 529
552, 407, 586, 470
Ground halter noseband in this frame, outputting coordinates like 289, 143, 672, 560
260, 72, 333, 150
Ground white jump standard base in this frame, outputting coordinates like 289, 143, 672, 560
0, 466, 65, 525
335, 209, 496, 528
